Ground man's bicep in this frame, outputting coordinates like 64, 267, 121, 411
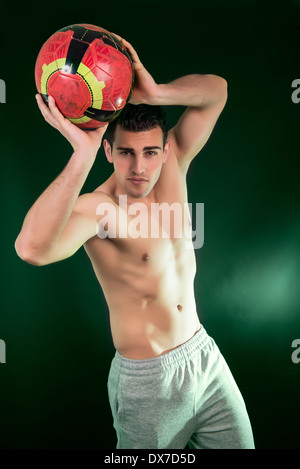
169, 98, 227, 172
55, 210, 98, 262
50, 193, 104, 263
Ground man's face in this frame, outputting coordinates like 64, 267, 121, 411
104, 125, 169, 199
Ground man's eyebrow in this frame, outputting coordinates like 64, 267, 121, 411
143, 146, 162, 150
116, 146, 162, 151
117, 147, 135, 151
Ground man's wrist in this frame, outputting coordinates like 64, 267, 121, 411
151, 82, 186, 106
133, 84, 168, 107
151, 84, 169, 106
71, 146, 98, 169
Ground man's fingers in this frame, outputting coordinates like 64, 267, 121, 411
35, 93, 47, 113
121, 39, 140, 63
48, 95, 67, 123
113, 33, 122, 41
36, 94, 56, 125
36, 94, 69, 130
113, 33, 141, 66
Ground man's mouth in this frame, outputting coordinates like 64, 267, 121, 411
127, 177, 148, 185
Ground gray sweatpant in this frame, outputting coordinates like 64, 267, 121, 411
107, 326, 255, 449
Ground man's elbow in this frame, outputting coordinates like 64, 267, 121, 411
14, 236, 49, 266
216, 77, 228, 111
205, 74, 228, 106
217, 76, 228, 102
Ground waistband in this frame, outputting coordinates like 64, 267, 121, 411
113, 325, 210, 373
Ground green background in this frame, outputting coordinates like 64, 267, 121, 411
1, 0, 299, 449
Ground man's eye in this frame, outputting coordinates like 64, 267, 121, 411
146, 151, 157, 157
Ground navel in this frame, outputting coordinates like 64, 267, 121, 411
177, 304, 183, 312
142, 253, 149, 262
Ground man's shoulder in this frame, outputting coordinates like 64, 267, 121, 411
74, 190, 116, 218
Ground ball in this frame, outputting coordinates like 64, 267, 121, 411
35, 24, 134, 129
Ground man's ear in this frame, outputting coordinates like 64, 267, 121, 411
103, 139, 113, 163
163, 140, 170, 163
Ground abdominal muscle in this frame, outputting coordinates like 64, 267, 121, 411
84, 235, 201, 359
109, 285, 201, 359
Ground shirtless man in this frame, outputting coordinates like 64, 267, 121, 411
15, 37, 254, 449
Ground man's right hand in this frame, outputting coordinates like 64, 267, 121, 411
36, 94, 108, 155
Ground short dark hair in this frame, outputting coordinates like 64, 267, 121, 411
104, 103, 168, 148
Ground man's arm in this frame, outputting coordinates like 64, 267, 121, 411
15, 95, 108, 266
119, 37, 227, 174
157, 74, 227, 174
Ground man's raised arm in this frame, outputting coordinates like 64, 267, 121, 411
119, 36, 227, 174
156, 74, 227, 173
15, 95, 108, 266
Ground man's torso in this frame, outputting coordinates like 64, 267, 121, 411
83, 151, 201, 358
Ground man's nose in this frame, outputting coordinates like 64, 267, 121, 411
132, 156, 145, 174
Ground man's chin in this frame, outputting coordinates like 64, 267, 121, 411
127, 190, 149, 199
125, 182, 153, 199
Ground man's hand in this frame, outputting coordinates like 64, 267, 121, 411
36, 94, 108, 155
114, 34, 159, 106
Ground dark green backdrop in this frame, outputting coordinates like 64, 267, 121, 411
1, 0, 299, 449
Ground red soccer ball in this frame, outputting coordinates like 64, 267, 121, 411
35, 24, 134, 129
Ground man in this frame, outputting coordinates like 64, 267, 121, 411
15, 36, 254, 449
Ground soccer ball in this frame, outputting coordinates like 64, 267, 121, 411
35, 24, 134, 129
